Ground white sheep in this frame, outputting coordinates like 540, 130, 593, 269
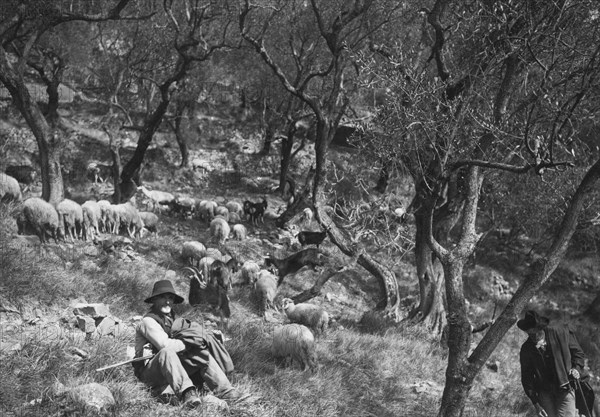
139, 211, 159, 235
112, 202, 143, 237
20, 197, 60, 243
197, 200, 218, 221
225, 201, 243, 217
97, 200, 112, 232
231, 224, 247, 240
214, 206, 229, 222
281, 298, 329, 336
254, 270, 278, 317
210, 217, 230, 245
181, 241, 206, 267
56, 199, 84, 242
0, 173, 22, 202
241, 260, 260, 285
229, 212, 241, 224
81, 200, 101, 241
205, 247, 223, 261
272, 324, 317, 372
137, 185, 175, 212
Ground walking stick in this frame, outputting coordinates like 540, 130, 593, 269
95, 354, 155, 372
574, 378, 593, 417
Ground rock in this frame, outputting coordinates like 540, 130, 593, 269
486, 360, 500, 372
94, 316, 118, 337
73, 303, 110, 318
77, 315, 96, 333
68, 383, 115, 411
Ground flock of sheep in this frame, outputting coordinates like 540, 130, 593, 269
2, 170, 332, 372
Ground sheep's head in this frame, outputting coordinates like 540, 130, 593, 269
184, 266, 207, 290
281, 298, 294, 311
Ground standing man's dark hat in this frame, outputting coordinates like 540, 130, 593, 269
517, 310, 550, 331
144, 280, 184, 304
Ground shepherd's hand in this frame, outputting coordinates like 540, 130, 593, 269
569, 368, 580, 379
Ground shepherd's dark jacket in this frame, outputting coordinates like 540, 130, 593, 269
520, 324, 585, 405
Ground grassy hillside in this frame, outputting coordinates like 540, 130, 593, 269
1, 107, 599, 417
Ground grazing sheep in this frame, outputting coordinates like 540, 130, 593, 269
214, 206, 229, 221
229, 212, 241, 224
112, 202, 143, 238
210, 217, 230, 245
137, 185, 175, 212
231, 224, 247, 240
0, 173, 22, 202
282, 298, 329, 336
139, 211, 159, 235
241, 261, 260, 285
56, 199, 84, 242
197, 200, 218, 221
181, 241, 207, 267
272, 324, 317, 372
81, 200, 102, 241
97, 200, 112, 232
254, 270, 278, 317
20, 197, 60, 243
5, 165, 36, 185
225, 201, 243, 217
265, 248, 325, 286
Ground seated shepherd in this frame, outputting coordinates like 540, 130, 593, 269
133, 279, 249, 408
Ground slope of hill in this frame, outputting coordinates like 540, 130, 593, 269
1, 106, 599, 417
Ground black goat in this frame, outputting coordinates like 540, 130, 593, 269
244, 198, 268, 225
297, 230, 328, 249
265, 248, 325, 286
186, 265, 231, 328
6, 165, 36, 184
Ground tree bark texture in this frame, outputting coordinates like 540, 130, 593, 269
315, 205, 401, 320
436, 158, 600, 416
0, 48, 64, 204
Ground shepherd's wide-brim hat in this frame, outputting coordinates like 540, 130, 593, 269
517, 310, 550, 331
144, 280, 184, 304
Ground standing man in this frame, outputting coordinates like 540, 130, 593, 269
518, 310, 586, 417
134, 279, 249, 408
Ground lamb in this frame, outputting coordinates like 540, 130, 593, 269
81, 200, 102, 241
56, 199, 84, 242
20, 197, 60, 243
137, 185, 175, 212
139, 211, 159, 235
297, 229, 328, 249
241, 260, 260, 285
231, 224, 247, 240
0, 173, 22, 202
181, 241, 207, 267
282, 298, 329, 336
254, 270, 278, 317
265, 248, 325, 286
272, 324, 317, 372
210, 217, 230, 245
